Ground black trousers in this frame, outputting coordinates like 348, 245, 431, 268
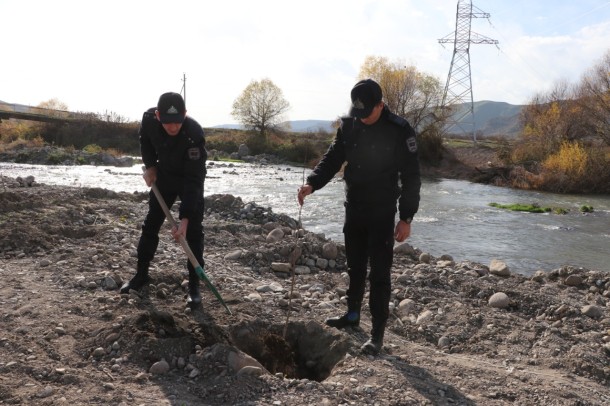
137, 187, 204, 276
343, 205, 395, 324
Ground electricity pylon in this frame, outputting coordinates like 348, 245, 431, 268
439, 0, 498, 141
180, 73, 187, 104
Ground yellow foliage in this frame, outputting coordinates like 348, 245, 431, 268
523, 102, 562, 140
542, 142, 588, 178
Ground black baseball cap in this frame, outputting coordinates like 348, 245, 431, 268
349, 79, 382, 118
157, 92, 186, 124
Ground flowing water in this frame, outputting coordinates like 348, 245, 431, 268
2, 161, 609, 275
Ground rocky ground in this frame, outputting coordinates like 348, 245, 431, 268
1, 143, 609, 406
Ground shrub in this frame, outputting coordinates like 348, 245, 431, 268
47, 150, 71, 164
275, 140, 318, 164
510, 138, 550, 168
542, 142, 588, 178
83, 144, 103, 153
536, 142, 601, 193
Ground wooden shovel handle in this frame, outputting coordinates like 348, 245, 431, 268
150, 182, 202, 272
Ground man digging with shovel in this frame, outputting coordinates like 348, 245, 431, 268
120, 92, 207, 308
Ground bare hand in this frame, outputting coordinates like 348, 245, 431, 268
297, 184, 313, 206
143, 167, 158, 187
394, 220, 411, 242
171, 218, 188, 241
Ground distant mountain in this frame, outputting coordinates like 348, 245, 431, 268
282, 120, 335, 133
211, 101, 523, 137
450, 101, 524, 137
211, 123, 244, 130
211, 120, 334, 133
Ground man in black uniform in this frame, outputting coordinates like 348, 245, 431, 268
120, 92, 207, 307
297, 79, 421, 354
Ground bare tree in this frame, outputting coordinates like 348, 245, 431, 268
575, 50, 610, 145
231, 78, 290, 140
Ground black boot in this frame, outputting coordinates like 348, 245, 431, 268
325, 300, 361, 329
361, 320, 386, 355
187, 272, 202, 307
120, 263, 150, 294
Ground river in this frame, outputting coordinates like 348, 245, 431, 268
2, 161, 609, 275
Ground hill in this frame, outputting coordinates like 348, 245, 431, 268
282, 119, 335, 133
211, 120, 335, 133
453, 100, 524, 137
212, 101, 523, 137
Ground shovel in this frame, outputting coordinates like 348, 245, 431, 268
149, 181, 232, 315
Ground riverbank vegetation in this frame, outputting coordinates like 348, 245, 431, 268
1, 50, 608, 193
500, 50, 610, 194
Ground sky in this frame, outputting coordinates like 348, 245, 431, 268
1, 0, 609, 127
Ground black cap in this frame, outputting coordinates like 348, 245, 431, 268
157, 92, 186, 124
349, 79, 382, 118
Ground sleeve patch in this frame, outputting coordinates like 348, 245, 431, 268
406, 136, 418, 153
188, 147, 201, 160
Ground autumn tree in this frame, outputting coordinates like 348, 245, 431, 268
231, 78, 290, 142
508, 51, 610, 193
37, 98, 68, 111
574, 49, 610, 146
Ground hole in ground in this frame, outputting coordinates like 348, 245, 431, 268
229, 319, 350, 382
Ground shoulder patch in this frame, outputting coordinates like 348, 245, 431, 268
406, 136, 418, 153
188, 147, 201, 160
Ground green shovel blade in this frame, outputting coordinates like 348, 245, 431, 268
194, 265, 232, 315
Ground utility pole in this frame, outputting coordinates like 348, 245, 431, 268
439, 0, 498, 142
180, 73, 186, 105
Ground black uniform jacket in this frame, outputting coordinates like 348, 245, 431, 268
306, 106, 421, 221
139, 108, 207, 220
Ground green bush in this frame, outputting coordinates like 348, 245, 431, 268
83, 144, 103, 153
274, 140, 318, 164
206, 139, 239, 154
47, 151, 71, 164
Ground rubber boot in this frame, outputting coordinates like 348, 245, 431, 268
361, 320, 386, 355
187, 270, 202, 307
120, 262, 150, 294
325, 300, 361, 329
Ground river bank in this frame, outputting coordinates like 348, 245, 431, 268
0, 178, 608, 405
0, 142, 497, 183
4, 156, 610, 275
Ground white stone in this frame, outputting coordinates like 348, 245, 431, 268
398, 298, 416, 315
416, 310, 434, 324
488, 292, 510, 308
489, 259, 510, 276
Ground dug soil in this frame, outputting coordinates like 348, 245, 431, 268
0, 146, 609, 405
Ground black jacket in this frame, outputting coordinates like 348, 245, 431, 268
139, 108, 207, 220
306, 106, 421, 221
